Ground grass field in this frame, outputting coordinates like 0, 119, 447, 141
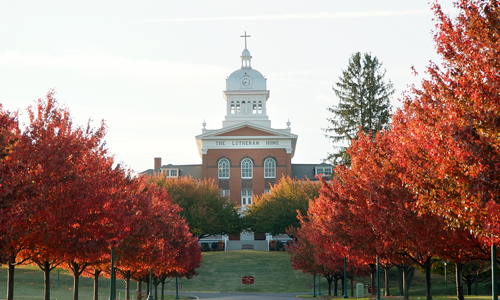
0, 251, 494, 299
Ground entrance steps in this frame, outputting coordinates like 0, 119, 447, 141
226, 240, 268, 251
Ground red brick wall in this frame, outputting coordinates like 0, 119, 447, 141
202, 148, 291, 205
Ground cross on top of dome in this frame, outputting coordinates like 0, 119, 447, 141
241, 31, 251, 49
240, 31, 252, 68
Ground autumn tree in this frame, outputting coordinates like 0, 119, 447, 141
324, 52, 394, 166
286, 226, 341, 296
245, 176, 321, 236
114, 178, 201, 300
147, 175, 241, 238
0, 107, 28, 300
8, 91, 133, 300
391, 0, 500, 244
308, 126, 488, 300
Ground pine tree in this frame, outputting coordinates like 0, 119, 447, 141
324, 52, 394, 166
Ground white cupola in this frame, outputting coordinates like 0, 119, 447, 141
222, 32, 271, 128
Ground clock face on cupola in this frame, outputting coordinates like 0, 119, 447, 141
241, 76, 252, 87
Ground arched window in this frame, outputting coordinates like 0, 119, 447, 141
218, 158, 230, 179
241, 158, 253, 179
230, 101, 235, 114
235, 101, 241, 114
264, 158, 276, 178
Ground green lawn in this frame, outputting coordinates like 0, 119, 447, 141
0, 251, 495, 299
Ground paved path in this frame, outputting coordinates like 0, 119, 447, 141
164, 292, 307, 299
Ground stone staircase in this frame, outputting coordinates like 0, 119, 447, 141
225, 240, 268, 251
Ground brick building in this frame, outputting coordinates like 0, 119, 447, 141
143, 37, 332, 247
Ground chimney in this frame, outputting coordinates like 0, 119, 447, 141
154, 157, 161, 170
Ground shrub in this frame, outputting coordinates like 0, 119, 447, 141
201, 243, 211, 252
276, 240, 284, 251
211, 241, 219, 251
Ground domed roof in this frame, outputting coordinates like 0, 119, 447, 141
226, 68, 266, 91
242, 48, 251, 57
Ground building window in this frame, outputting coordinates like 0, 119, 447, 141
315, 167, 333, 176
241, 158, 253, 179
230, 101, 235, 114
252, 101, 261, 114
164, 169, 179, 178
264, 158, 276, 178
235, 101, 241, 114
218, 158, 230, 179
220, 190, 230, 198
241, 190, 252, 210
264, 189, 271, 195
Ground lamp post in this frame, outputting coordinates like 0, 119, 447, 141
147, 268, 154, 300
444, 261, 447, 297
175, 271, 180, 299
492, 245, 497, 300
318, 274, 321, 295
313, 270, 316, 298
109, 249, 115, 300
377, 256, 380, 300
343, 256, 348, 299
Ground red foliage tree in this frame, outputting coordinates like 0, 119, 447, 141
0, 107, 29, 300
306, 128, 486, 300
391, 0, 500, 244
9, 91, 133, 300
114, 178, 201, 300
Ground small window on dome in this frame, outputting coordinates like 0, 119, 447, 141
258, 102, 263, 114
252, 101, 257, 114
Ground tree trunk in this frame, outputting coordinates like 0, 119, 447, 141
351, 277, 354, 297
384, 266, 391, 296
341, 277, 345, 296
124, 273, 130, 300
69, 261, 87, 300
334, 277, 339, 296
93, 269, 101, 300
161, 278, 165, 300
474, 274, 479, 295
456, 262, 465, 300
137, 280, 142, 300
73, 269, 80, 300
403, 265, 415, 300
43, 261, 51, 300
154, 277, 158, 300
370, 263, 376, 295
7, 261, 15, 300
424, 257, 433, 300
113, 270, 117, 299
327, 278, 333, 296
397, 265, 404, 296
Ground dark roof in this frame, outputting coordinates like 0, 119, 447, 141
139, 164, 203, 179
142, 163, 330, 181
291, 163, 332, 180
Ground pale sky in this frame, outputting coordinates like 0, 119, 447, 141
0, 1, 456, 174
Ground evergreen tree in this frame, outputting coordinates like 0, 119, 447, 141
324, 52, 394, 166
